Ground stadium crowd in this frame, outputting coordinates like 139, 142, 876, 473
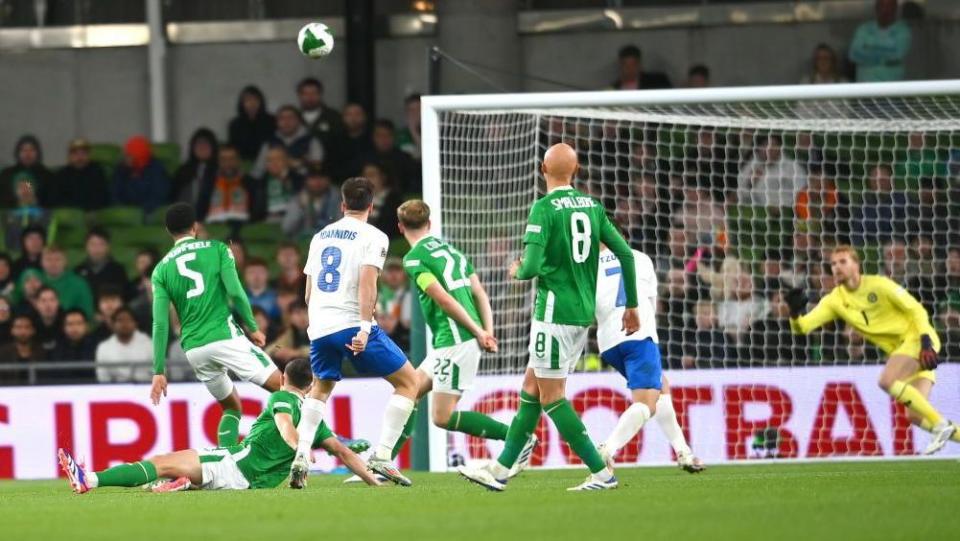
0, 0, 954, 384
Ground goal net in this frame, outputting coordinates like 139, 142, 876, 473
421, 81, 960, 470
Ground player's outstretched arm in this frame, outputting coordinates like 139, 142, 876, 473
317, 437, 382, 486
785, 289, 836, 335
150, 277, 171, 405
218, 242, 262, 343
420, 274, 496, 351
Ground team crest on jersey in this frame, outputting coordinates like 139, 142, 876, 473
868, 292, 878, 303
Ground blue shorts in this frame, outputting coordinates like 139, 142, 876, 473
309, 326, 407, 381
600, 338, 663, 391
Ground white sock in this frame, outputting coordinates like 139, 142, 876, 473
654, 394, 692, 456
375, 394, 415, 460
88, 471, 99, 488
488, 461, 510, 480
296, 397, 326, 457
603, 402, 651, 456
593, 466, 614, 482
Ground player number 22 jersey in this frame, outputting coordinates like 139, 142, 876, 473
596, 248, 658, 352
305, 216, 389, 339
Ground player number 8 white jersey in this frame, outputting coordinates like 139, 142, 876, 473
595, 248, 658, 353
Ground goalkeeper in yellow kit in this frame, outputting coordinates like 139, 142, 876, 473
786, 245, 957, 455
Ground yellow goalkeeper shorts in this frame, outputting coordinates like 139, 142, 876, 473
889, 332, 940, 383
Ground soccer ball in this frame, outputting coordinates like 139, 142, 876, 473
297, 22, 334, 59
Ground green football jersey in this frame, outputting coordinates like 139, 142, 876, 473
151, 237, 252, 352
522, 186, 622, 326
404, 236, 481, 348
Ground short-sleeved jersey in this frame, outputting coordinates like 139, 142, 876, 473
791, 275, 939, 354
305, 216, 389, 339
522, 186, 616, 326
403, 235, 481, 348
151, 238, 245, 352
235, 390, 301, 489
596, 248, 658, 352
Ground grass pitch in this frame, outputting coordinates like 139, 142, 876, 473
1, 460, 957, 541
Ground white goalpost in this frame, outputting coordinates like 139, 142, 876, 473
421, 80, 960, 472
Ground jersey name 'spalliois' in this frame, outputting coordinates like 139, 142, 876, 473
596, 249, 658, 352
304, 216, 389, 339
404, 235, 481, 348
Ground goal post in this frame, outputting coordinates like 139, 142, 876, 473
420, 80, 960, 472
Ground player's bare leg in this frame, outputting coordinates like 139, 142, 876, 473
655, 376, 704, 473
216, 389, 244, 447
879, 355, 956, 454
260, 369, 283, 392
290, 377, 337, 489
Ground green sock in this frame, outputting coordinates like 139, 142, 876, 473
447, 411, 509, 440
95, 461, 158, 487
545, 398, 606, 474
496, 390, 542, 469
391, 405, 418, 460
218, 409, 242, 447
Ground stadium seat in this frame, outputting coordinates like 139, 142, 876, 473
89, 206, 144, 228
241, 222, 282, 243
151, 143, 181, 177
111, 225, 168, 252
203, 223, 231, 241
145, 204, 172, 226
50, 207, 87, 231
89, 143, 123, 180
112, 245, 140, 278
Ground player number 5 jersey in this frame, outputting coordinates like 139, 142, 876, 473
595, 248, 658, 353
304, 216, 389, 339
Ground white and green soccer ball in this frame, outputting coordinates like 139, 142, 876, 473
297, 22, 334, 59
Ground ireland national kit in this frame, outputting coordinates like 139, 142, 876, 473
198, 390, 335, 490
404, 236, 482, 394
596, 248, 662, 390
521, 186, 638, 377
151, 237, 275, 399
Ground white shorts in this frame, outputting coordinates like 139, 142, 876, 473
198, 447, 251, 490
528, 320, 588, 379
185, 337, 278, 400
419, 339, 481, 395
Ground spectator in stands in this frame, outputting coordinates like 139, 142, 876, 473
882, 238, 909, 284
368, 119, 421, 195
258, 145, 304, 223
0, 135, 52, 209
244, 258, 279, 321
75, 228, 129, 300
736, 134, 806, 213
906, 234, 939, 313
673, 186, 726, 249
3, 175, 49, 252
686, 126, 735, 202
852, 163, 908, 245
127, 261, 155, 333
95, 307, 152, 383
282, 165, 342, 239
795, 164, 851, 245
296, 77, 344, 152
848, 0, 911, 82
376, 258, 411, 351
683, 301, 729, 368
47, 138, 110, 210
228, 85, 276, 162
909, 176, 953, 247
267, 300, 310, 365
363, 162, 403, 241
937, 248, 960, 358
227, 236, 247, 273
252, 305, 280, 345
252, 105, 323, 178
611, 45, 672, 90
895, 132, 947, 192
686, 64, 710, 88
41, 246, 93, 318
0, 296, 11, 348
91, 286, 124, 344
31, 286, 64, 355
746, 290, 806, 365
632, 174, 670, 257
330, 103, 374, 182
11, 268, 44, 314
717, 268, 769, 348
0, 254, 13, 298
204, 145, 252, 225
11, 226, 46, 278
274, 242, 306, 298
52, 309, 97, 366
275, 288, 299, 322
0, 314, 45, 381
172, 128, 218, 214
396, 93, 422, 160
112, 135, 170, 214
801, 44, 848, 84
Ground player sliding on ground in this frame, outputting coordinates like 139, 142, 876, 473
290, 177, 420, 488
150, 203, 281, 447
787, 245, 958, 455
459, 143, 640, 492
59, 358, 380, 493
595, 244, 704, 473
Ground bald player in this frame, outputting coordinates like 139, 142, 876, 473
459, 143, 640, 492
787, 245, 958, 454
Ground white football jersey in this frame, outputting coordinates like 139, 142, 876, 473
595, 248, 658, 353
305, 216, 389, 339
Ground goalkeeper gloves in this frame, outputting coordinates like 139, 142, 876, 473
919, 335, 939, 370
784, 288, 808, 318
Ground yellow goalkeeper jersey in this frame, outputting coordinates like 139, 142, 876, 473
790, 275, 939, 355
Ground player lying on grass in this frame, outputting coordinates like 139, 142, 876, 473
787, 245, 958, 454
594, 244, 703, 473
459, 143, 640, 492
151, 202, 281, 447
59, 358, 381, 494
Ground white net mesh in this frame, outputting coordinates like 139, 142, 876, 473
431, 89, 960, 465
